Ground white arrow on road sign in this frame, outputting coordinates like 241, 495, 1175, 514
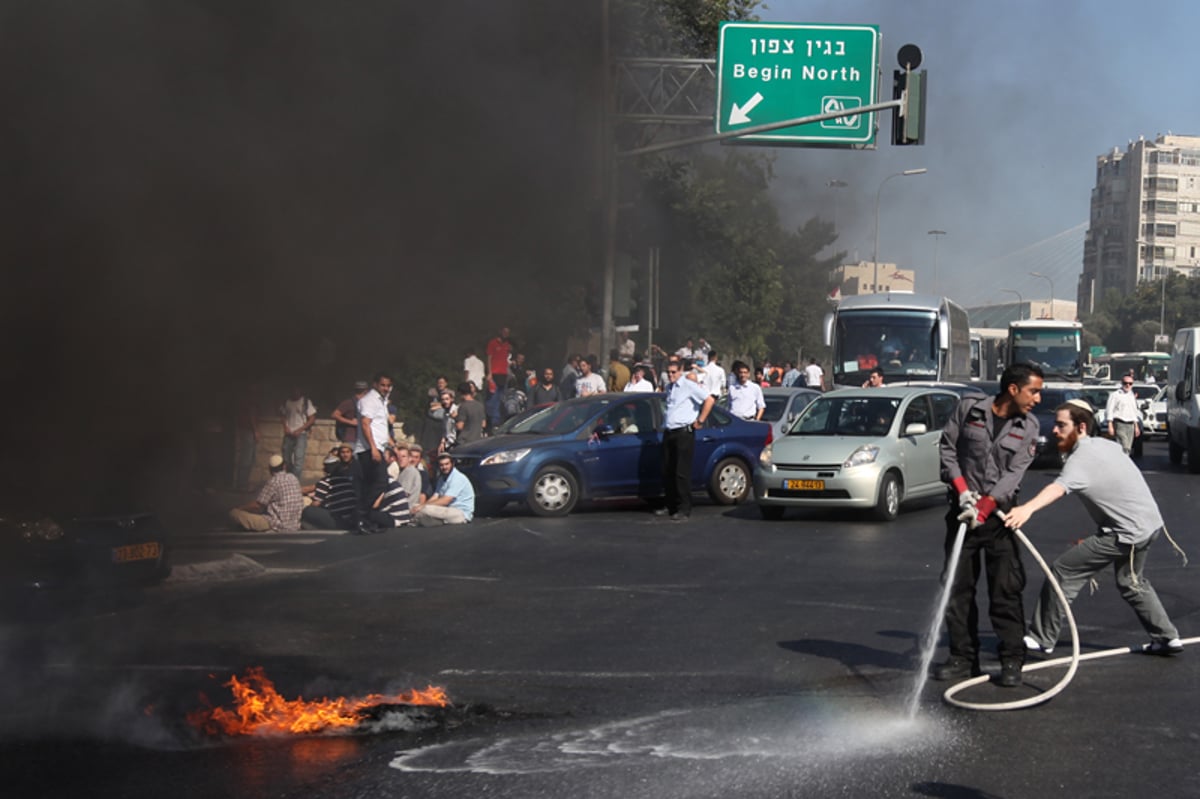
728, 92, 764, 125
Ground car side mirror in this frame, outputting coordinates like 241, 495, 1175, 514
1177, 381, 1188, 402
594, 423, 615, 439
904, 422, 928, 436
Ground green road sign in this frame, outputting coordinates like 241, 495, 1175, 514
716, 21, 880, 145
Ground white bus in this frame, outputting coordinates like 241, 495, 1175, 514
823, 293, 971, 388
1006, 319, 1083, 383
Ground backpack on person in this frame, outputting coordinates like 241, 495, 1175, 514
503, 387, 528, 418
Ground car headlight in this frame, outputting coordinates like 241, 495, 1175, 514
480, 448, 531, 466
759, 443, 773, 469
843, 446, 880, 469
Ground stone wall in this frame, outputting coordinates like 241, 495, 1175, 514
243, 418, 410, 484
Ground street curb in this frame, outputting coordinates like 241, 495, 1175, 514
166, 553, 268, 583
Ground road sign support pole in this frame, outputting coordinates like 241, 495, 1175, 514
619, 99, 900, 159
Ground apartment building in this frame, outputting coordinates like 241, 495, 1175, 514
1079, 133, 1200, 314
831, 260, 916, 296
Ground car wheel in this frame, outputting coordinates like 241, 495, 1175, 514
708, 457, 750, 505
1169, 436, 1184, 465
759, 505, 785, 521
1188, 430, 1200, 475
528, 466, 578, 516
873, 472, 901, 521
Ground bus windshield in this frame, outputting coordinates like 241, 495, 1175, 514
1010, 329, 1081, 380
833, 310, 939, 386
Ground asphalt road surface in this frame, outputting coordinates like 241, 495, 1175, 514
2, 440, 1197, 798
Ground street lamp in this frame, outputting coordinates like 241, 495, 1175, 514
1029, 271, 1054, 319
927, 229, 946, 293
1001, 289, 1024, 320
873, 169, 928, 291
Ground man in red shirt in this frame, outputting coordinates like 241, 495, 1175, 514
486, 326, 512, 390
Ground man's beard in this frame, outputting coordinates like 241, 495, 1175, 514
1056, 430, 1079, 452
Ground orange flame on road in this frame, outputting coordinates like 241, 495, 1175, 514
189, 667, 449, 736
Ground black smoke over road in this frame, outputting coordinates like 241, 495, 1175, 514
0, 1, 603, 507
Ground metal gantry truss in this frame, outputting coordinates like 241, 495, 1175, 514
613, 57, 716, 137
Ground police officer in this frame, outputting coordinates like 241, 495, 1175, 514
933, 363, 1044, 687
655, 357, 715, 522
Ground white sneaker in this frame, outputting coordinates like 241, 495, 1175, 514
1142, 638, 1184, 655
1024, 634, 1054, 655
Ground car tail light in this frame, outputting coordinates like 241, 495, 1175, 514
763, 426, 773, 447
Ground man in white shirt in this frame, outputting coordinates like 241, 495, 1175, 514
1105, 376, 1141, 455
279, 387, 316, 480
463, 348, 485, 391
356, 372, 394, 510
803, 358, 825, 391
704, 350, 727, 399
575, 358, 606, 396
727, 361, 765, 420
623, 365, 654, 392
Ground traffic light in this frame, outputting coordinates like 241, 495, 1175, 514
892, 68, 927, 146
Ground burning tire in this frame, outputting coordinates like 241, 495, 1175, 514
527, 466, 578, 516
708, 457, 750, 505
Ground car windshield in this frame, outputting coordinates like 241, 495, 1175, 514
792, 395, 901, 437
501, 400, 607, 434
1132, 384, 1158, 401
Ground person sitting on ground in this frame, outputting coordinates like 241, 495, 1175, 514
302, 454, 359, 530
230, 454, 302, 532
365, 477, 413, 531
413, 453, 475, 526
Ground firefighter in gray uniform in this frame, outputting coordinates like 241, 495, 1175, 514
932, 362, 1044, 687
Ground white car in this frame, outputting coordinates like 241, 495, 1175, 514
753, 386, 961, 521
1145, 385, 1168, 436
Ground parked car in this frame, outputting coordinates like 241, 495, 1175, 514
1144, 385, 1168, 437
760, 386, 821, 441
450, 392, 771, 516
1, 509, 172, 599
753, 386, 962, 521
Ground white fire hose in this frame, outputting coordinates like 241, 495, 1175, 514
943, 514, 1198, 711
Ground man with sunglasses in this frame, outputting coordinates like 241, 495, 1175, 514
656, 357, 714, 522
1105, 374, 1141, 455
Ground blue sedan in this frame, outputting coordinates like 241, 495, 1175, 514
450, 393, 772, 516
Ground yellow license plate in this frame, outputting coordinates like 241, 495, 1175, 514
785, 479, 824, 491
113, 542, 161, 563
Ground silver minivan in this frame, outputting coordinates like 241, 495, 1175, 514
1166, 327, 1200, 470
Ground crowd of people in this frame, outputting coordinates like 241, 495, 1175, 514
229, 324, 832, 533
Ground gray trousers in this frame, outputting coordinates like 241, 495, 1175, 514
1112, 420, 1135, 455
1029, 529, 1179, 647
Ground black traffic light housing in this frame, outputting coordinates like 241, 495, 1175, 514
892, 68, 927, 146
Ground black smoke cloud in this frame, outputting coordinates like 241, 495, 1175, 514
0, 1, 603, 504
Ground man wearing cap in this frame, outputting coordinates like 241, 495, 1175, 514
302, 453, 359, 530
413, 453, 475, 526
230, 454, 303, 531
1006, 399, 1185, 656
332, 381, 370, 446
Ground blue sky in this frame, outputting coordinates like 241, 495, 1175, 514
754, 0, 1200, 311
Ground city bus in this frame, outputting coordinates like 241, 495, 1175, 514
1007, 319, 1083, 383
1094, 351, 1169, 384
823, 293, 971, 388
